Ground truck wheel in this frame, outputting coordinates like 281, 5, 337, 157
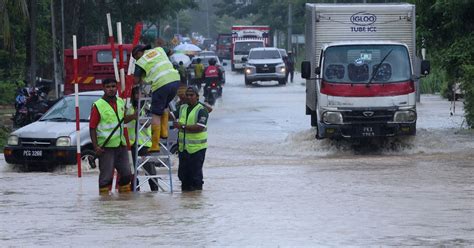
245, 78, 252, 86
231, 63, 236, 72
310, 112, 317, 126
278, 79, 286, 85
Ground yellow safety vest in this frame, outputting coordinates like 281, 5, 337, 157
135, 47, 180, 92
126, 107, 152, 147
178, 103, 208, 154
94, 97, 126, 147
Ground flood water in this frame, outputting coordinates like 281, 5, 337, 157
1, 69, 473, 246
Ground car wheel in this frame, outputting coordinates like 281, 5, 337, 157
81, 149, 98, 170
231, 63, 235, 72
278, 79, 286, 85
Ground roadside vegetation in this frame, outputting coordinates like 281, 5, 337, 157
0, 0, 473, 127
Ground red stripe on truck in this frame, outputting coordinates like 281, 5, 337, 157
320, 80, 415, 97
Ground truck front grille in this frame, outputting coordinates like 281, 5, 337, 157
342, 109, 395, 124
255, 63, 278, 73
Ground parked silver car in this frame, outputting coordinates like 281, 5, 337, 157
3, 91, 178, 169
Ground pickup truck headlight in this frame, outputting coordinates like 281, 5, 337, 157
56, 137, 71, 147
245, 66, 255, 75
393, 110, 416, 123
277, 63, 286, 73
322, 111, 343, 124
7, 135, 19, 146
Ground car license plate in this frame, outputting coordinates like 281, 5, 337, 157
211, 89, 217, 93
360, 126, 376, 137
23, 150, 43, 157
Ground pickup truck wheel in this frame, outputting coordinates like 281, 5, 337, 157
231, 63, 236, 72
245, 78, 252, 86
278, 79, 286, 85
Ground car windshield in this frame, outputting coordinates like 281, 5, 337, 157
249, 50, 281, 60
40, 95, 100, 122
323, 44, 412, 84
234, 41, 264, 55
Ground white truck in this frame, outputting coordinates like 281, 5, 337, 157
231, 25, 270, 71
301, 3, 430, 139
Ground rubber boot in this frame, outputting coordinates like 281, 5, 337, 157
160, 112, 169, 139
99, 186, 110, 195
118, 184, 131, 193
149, 124, 161, 153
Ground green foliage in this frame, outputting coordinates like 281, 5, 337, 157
420, 66, 446, 94
0, 124, 12, 150
0, 80, 18, 105
461, 65, 474, 128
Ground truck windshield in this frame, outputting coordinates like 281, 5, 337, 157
248, 50, 281, 60
234, 41, 264, 55
323, 45, 411, 84
41, 95, 100, 122
97, 50, 128, 63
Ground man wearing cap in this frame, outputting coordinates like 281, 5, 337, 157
173, 86, 209, 191
133, 44, 180, 153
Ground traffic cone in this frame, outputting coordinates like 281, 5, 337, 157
160, 112, 169, 139
149, 124, 161, 153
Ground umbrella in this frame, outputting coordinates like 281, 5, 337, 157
169, 53, 191, 67
174, 43, 202, 52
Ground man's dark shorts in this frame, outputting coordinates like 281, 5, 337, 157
152, 80, 180, 115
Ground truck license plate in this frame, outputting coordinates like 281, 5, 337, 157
361, 126, 376, 137
23, 150, 43, 157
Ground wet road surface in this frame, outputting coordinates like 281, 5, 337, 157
1, 68, 473, 246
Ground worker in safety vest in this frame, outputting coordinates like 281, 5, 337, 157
173, 86, 209, 191
133, 44, 180, 154
90, 78, 132, 195
125, 86, 159, 191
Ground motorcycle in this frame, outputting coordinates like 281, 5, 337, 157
12, 85, 55, 128
204, 80, 222, 106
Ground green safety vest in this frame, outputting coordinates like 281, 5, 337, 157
178, 103, 208, 154
94, 97, 126, 147
126, 107, 152, 147
135, 47, 180, 92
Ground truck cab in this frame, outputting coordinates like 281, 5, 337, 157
231, 40, 265, 71
304, 41, 420, 139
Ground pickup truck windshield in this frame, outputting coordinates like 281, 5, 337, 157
323, 45, 411, 84
248, 50, 281, 60
41, 95, 100, 122
234, 41, 264, 55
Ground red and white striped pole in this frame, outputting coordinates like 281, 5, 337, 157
107, 13, 120, 84
117, 22, 136, 193
73, 35, 82, 178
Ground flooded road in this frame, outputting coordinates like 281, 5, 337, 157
1, 68, 473, 246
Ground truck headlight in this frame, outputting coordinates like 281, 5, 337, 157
56, 137, 71, 147
277, 63, 286, 73
322, 111, 343, 124
7, 135, 19, 146
245, 67, 255, 74
393, 110, 416, 123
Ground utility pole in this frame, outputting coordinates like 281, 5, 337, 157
61, 0, 65, 96
51, 0, 60, 98
176, 12, 180, 35
29, 0, 38, 88
206, 0, 210, 37
287, 2, 292, 51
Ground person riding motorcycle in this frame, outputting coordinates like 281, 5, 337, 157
203, 58, 223, 97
